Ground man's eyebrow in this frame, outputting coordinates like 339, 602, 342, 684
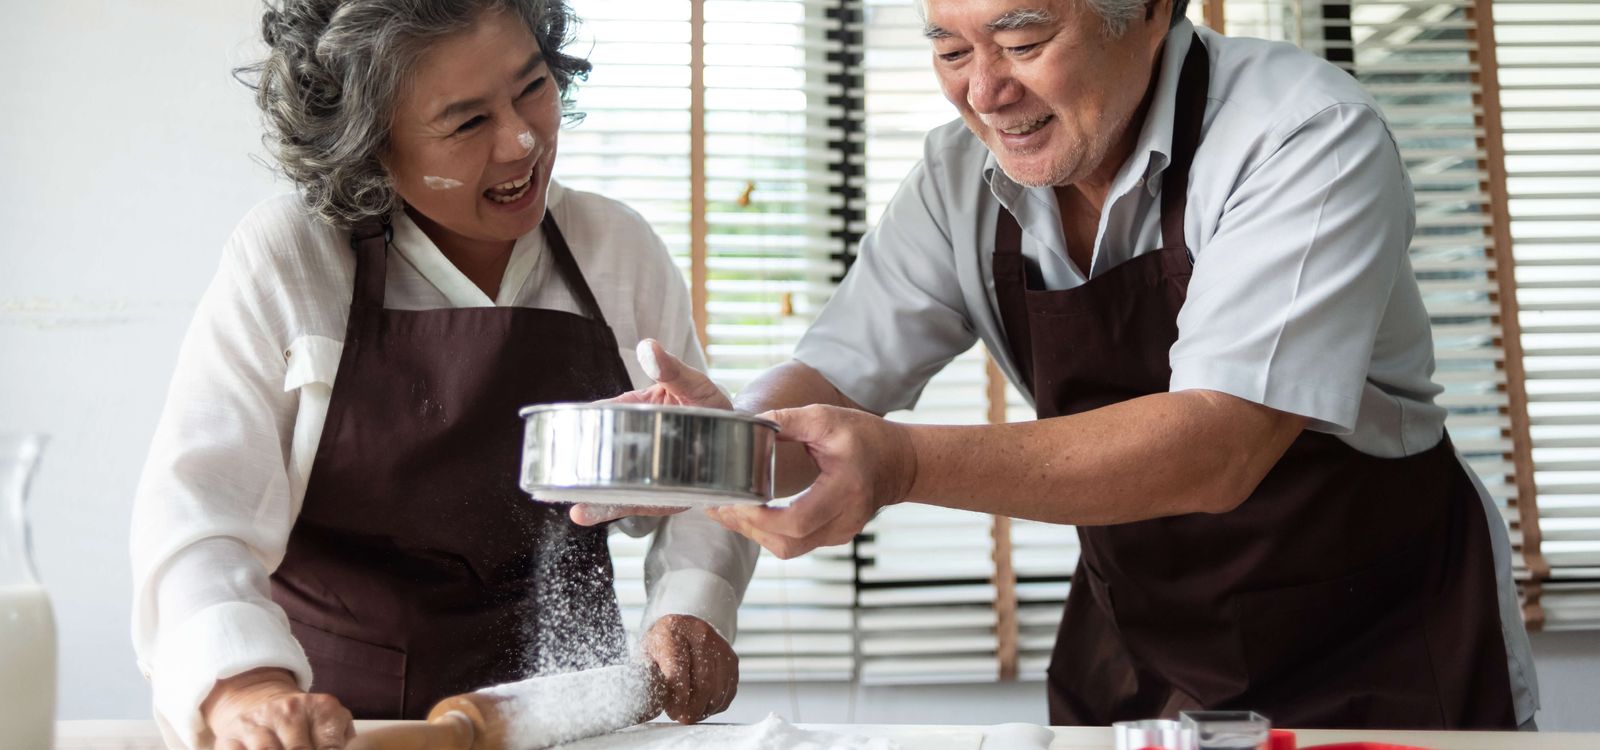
987, 8, 1057, 32
430, 50, 545, 125
924, 8, 1057, 39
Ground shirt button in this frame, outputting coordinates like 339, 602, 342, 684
1135, 177, 1146, 187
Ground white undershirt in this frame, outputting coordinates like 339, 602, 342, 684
129, 181, 757, 749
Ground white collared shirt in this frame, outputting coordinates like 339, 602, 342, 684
130, 180, 758, 749
793, 20, 1536, 722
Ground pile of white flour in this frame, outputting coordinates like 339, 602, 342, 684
553, 713, 900, 750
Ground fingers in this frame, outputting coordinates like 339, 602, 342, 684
306, 694, 355, 750
208, 681, 352, 750
760, 405, 829, 444
695, 632, 737, 720
274, 709, 314, 750
569, 503, 687, 526
706, 491, 857, 560
647, 615, 739, 725
688, 636, 716, 722
240, 728, 285, 750
648, 629, 696, 724
637, 339, 728, 408
596, 388, 656, 405
706, 480, 840, 554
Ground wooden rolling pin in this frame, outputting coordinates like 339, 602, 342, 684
346, 662, 663, 750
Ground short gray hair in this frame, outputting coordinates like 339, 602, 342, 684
1085, 0, 1191, 35
918, 0, 1190, 37
236, 0, 592, 228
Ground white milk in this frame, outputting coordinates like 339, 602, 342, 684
0, 584, 56, 750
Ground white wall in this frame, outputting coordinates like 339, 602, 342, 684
2, 0, 1597, 734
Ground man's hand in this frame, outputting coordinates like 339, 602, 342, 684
570, 339, 733, 527
706, 405, 916, 559
640, 614, 739, 724
202, 668, 353, 750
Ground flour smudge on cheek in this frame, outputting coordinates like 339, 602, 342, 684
424, 175, 465, 190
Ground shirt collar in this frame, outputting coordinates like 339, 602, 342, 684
390, 181, 560, 307
983, 18, 1197, 207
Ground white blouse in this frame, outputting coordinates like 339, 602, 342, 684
129, 180, 757, 749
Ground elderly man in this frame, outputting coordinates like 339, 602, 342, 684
589, 0, 1537, 729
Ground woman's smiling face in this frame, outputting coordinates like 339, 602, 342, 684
384, 9, 560, 247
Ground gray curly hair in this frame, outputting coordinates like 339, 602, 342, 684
236, 0, 592, 228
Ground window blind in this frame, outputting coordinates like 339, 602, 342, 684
565, 0, 1593, 694
1492, 0, 1600, 630
857, 0, 1015, 684
558, 0, 859, 681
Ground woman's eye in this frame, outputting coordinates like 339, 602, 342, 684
455, 115, 486, 135
520, 77, 547, 97
1007, 43, 1039, 55
937, 49, 968, 63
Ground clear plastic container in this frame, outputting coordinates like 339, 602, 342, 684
1181, 710, 1272, 750
1114, 719, 1198, 750
0, 434, 56, 750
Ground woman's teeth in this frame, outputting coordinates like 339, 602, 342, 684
486, 167, 534, 203
1000, 115, 1054, 136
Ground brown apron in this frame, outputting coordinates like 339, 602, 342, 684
270, 214, 631, 719
993, 34, 1516, 730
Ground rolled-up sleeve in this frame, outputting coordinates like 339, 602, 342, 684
1169, 102, 1414, 434
616, 232, 759, 642
793, 157, 979, 414
130, 241, 311, 749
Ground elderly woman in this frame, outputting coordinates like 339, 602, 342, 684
129, 1, 757, 748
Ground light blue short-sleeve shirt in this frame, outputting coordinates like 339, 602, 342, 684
793, 20, 1537, 723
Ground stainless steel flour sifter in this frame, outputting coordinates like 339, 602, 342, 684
518, 403, 778, 507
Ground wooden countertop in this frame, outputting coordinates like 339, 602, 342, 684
54, 720, 1600, 750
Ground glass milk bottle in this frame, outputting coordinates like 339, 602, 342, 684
0, 434, 55, 750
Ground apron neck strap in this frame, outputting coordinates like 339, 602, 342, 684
345, 212, 606, 322
1161, 31, 1209, 252
539, 211, 608, 322
349, 220, 392, 308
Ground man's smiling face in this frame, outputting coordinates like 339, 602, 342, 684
924, 0, 1171, 188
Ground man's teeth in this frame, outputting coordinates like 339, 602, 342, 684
1000, 115, 1053, 135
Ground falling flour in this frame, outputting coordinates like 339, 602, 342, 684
554, 713, 899, 750
483, 660, 658, 749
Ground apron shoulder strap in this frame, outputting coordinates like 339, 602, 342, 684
1160, 31, 1209, 254
349, 220, 392, 308
540, 212, 609, 323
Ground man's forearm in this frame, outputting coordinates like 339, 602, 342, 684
734, 360, 870, 496
905, 389, 1306, 525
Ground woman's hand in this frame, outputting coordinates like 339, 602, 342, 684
706, 405, 916, 559
569, 340, 732, 526
202, 668, 353, 750
640, 614, 739, 724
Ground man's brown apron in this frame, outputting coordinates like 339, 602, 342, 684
992, 34, 1516, 729
269, 214, 631, 718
